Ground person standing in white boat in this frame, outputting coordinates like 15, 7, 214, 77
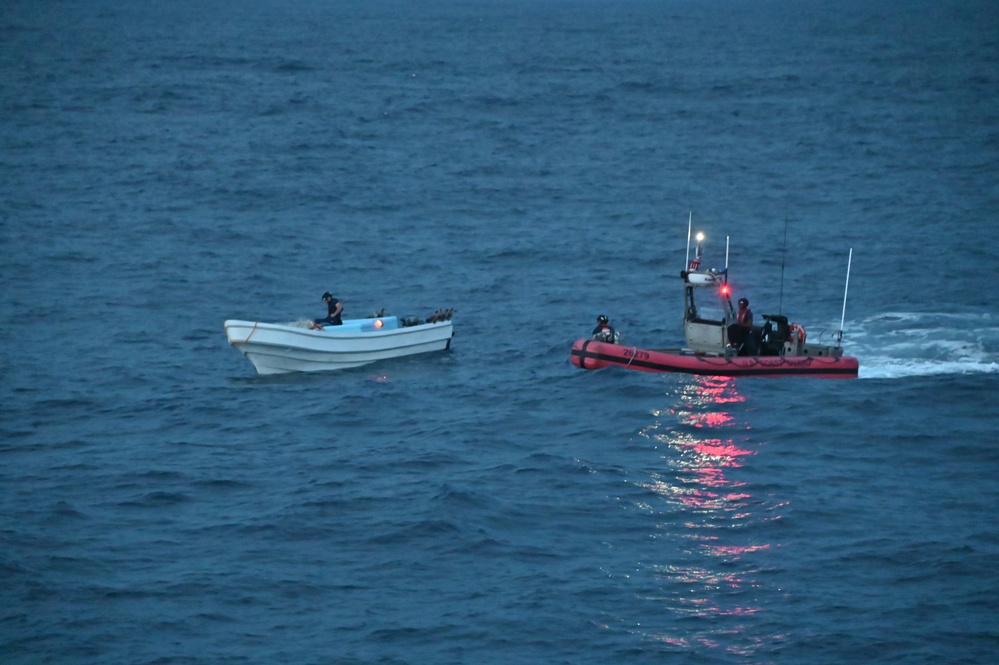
735, 297, 757, 355
313, 291, 343, 328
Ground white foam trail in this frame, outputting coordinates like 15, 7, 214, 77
846, 312, 999, 379
859, 359, 999, 379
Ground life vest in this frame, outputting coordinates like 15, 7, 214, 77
593, 326, 618, 344
788, 323, 807, 345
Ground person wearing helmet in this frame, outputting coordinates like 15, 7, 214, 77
313, 291, 343, 328
591, 314, 619, 344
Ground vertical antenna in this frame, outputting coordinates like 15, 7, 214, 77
779, 217, 789, 314
685, 211, 692, 268
839, 248, 853, 344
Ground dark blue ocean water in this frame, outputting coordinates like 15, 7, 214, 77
3, 1, 998, 663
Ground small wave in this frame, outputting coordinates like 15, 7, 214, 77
118, 491, 192, 508
272, 59, 313, 73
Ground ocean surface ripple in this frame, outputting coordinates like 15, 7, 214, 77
2, 1, 997, 664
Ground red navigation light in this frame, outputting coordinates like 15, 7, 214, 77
374, 319, 384, 328
720, 284, 731, 297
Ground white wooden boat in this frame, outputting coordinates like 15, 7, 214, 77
224, 315, 454, 375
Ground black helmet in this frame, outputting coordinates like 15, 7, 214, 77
597, 315, 609, 324
738, 298, 748, 306
322, 292, 333, 300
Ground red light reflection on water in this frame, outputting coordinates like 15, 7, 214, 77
644, 378, 756, 513
634, 376, 780, 655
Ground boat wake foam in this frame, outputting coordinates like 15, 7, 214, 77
847, 312, 999, 379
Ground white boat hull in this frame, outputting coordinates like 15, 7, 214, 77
224, 317, 453, 375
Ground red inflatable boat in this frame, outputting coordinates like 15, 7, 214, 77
571, 339, 859, 378
571, 219, 859, 379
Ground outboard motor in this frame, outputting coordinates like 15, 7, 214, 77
760, 315, 789, 356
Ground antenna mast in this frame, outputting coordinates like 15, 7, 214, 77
685, 211, 692, 268
778, 217, 790, 314
838, 248, 853, 344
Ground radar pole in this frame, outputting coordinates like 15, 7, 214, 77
838, 248, 853, 344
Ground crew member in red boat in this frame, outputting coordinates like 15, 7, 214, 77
734, 297, 757, 355
592, 315, 619, 344
313, 291, 343, 329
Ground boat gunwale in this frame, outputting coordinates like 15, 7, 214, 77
224, 318, 453, 343
571, 339, 859, 377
